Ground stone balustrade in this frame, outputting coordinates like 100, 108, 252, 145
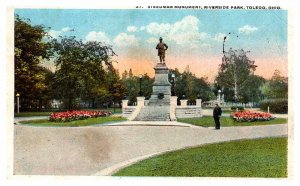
122, 97, 202, 120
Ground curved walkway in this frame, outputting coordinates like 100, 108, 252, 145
14, 121, 288, 176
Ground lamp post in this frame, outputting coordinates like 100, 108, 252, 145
171, 73, 175, 96
139, 74, 143, 96
218, 89, 221, 105
16, 93, 20, 113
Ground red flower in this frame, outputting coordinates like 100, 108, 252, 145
231, 110, 274, 122
49, 110, 112, 122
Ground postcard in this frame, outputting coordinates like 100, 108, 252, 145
1, 1, 298, 186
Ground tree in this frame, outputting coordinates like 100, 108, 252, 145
122, 70, 128, 80
239, 75, 265, 103
14, 15, 53, 110
140, 74, 154, 99
122, 73, 154, 104
51, 36, 117, 110
215, 48, 257, 101
128, 68, 133, 77
122, 76, 138, 105
105, 67, 126, 107
169, 68, 213, 102
33, 66, 55, 110
262, 70, 288, 99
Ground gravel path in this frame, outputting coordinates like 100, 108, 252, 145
14, 122, 288, 176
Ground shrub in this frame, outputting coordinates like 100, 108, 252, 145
260, 99, 288, 114
231, 106, 244, 111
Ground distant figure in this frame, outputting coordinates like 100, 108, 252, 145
156, 37, 168, 63
213, 103, 222, 129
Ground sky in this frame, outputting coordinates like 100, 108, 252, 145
15, 9, 288, 82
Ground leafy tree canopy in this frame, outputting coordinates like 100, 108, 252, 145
14, 15, 53, 110
262, 70, 288, 99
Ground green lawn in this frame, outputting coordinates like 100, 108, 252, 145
86, 108, 122, 114
14, 112, 53, 117
14, 108, 122, 117
178, 116, 287, 127
19, 116, 127, 127
222, 110, 233, 114
114, 137, 287, 177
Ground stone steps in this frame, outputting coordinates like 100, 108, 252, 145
133, 106, 170, 121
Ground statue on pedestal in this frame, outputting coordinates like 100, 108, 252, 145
156, 37, 168, 63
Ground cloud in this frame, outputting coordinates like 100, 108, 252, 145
146, 22, 171, 36
127, 26, 138, 32
61, 27, 74, 32
48, 30, 62, 38
85, 31, 110, 43
146, 37, 158, 44
140, 26, 146, 31
113, 33, 139, 47
142, 15, 208, 48
238, 25, 258, 34
214, 33, 226, 42
48, 27, 74, 38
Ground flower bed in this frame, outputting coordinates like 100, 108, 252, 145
231, 110, 274, 122
49, 110, 112, 122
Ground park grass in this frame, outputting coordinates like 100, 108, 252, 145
114, 137, 287, 177
14, 108, 122, 117
14, 112, 53, 117
86, 107, 122, 114
178, 116, 287, 127
19, 116, 127, 127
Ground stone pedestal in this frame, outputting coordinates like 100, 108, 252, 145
180, 100, 187, 106
170, 96, 178, 107
148, 63, 171, 106
137, 97, 145, 107
170, 96, 178, 121
196, 99, 202, 106
122, 100, 128, 107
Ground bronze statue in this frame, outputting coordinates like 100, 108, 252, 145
156, 37, 168, 63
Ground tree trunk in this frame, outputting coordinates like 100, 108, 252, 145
234, 80, 238, 101
234, 61, 238, 101
38, 99, 42, 111
68, 97, 72, 110
92, 99, 95, 109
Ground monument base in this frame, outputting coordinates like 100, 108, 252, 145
148, 63, 171, 106
133, 105, 170, 121
133, 62, 172, 121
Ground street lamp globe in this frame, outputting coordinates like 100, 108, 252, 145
139, 74, 143, 79
171, 73, 175, 78
16, 93, 20, 113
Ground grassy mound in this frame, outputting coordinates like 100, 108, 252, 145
114, 137, 287, 177
19, 116, 126, 127
178, 116, 287, 127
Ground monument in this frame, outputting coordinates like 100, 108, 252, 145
134, 37, 172, 121
121, 37, 202, 121
148, 63, 171, 106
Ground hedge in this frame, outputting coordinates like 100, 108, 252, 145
259, 99, 288, 114
231, 106, 244, 111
